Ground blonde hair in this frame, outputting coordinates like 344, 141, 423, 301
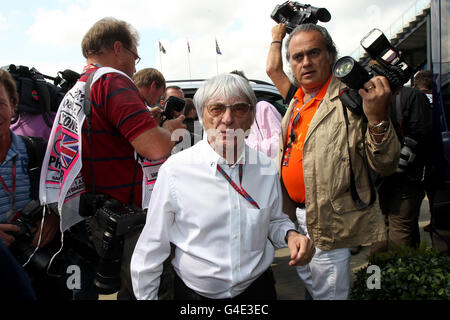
133, 68, 165, 89
81, 17, 139, 58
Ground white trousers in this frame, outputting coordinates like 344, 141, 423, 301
295, 208, 351, 300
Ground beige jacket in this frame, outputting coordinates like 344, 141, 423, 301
277, 76, 400, 250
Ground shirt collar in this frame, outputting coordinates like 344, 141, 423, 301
200, 139, 247, 175
294, 75, 333, 104
83, 64, 101, 73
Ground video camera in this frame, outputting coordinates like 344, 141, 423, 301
333, 28, 411, 115
4, 64, 80, 128
163, 95, 186, 120
79, 193, 147, 294
53, 69, 81, 93
7, 200, 54, 274
271, 1, 331, 34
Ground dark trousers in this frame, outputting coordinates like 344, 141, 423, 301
174, 268, 277, 300
371, 175, 425, 255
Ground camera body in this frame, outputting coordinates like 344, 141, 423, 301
271, 1, 331, 33
53, 69, 80, 93
396, 136, 419, 173
163, 95, 185, 120
333, 28, 412, 115
7, 200, 53, 273
79, 193, 147, 294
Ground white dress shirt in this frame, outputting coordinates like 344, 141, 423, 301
131, 139, 296, 300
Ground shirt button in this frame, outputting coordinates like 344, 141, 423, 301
234, 266, 238, 271
233, 205, 237, 210
233, 235, 238, 239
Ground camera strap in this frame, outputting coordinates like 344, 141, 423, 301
83, 70, 98, 213
342, 106, 376, 210
0, 156, 17, 221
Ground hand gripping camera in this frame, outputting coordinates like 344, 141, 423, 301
6, 200, 53, 274
271, 1, 331, 33
333, 28, 411, 115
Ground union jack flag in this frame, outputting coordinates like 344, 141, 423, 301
60, 134, 78, 169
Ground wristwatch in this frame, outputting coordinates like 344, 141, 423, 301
368, 120, 390, 135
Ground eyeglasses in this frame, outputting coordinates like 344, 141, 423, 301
124, 46, 141, 65
206, 102, 252, 118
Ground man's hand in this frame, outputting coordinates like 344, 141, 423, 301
149, 106, 163, 125
286, 230, 315, 266
162, 115, 187, 144
32, 213, 60, 248
162, 115, 187, 133
0, 223, 20, 247
272, 23, 287, 42
359, 76, 392, 125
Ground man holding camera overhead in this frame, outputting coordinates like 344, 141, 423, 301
270, 23, 400, 299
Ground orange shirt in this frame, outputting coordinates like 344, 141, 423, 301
281, 76, 332, 203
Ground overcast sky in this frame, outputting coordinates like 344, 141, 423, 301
0, 0, 428, 83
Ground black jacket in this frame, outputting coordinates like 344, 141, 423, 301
389, 86, 433, 181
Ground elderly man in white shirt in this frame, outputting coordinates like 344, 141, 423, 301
131, 73, 314, 300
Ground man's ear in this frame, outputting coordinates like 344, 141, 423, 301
328, 52, 335, 69
112, 41, 123, 56
150, 81, 160, 92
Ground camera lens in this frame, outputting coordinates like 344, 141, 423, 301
333, 56, 371, 90
334, 57, 355, 78
94, 257, 122, 294
316, 8, 331, 22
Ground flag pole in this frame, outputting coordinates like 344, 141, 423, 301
159, 50, 163, 73
188, 53, 192, 80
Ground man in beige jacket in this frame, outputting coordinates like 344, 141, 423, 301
272, 23, 400, 299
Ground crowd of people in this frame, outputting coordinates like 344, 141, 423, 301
0, 16, 437, 301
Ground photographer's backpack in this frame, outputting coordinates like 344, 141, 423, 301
3, 64, 80, 138
19, 135, 48, 200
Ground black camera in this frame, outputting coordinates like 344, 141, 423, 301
271, 1, 331, 34
4, 64, 67, 128
163, 95, 185, 120
80, 194, 147, 294
53, 69, 80, 93
7, 200, 53, 273
333, 28, 412, 115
